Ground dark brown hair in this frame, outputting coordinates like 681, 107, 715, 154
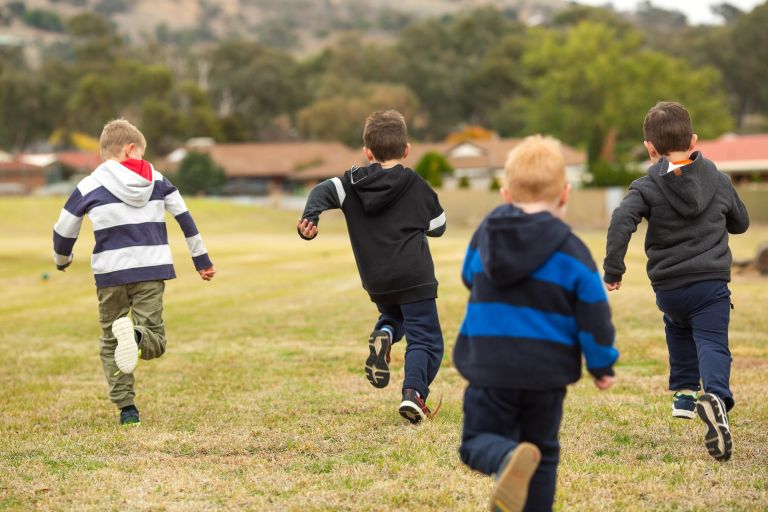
363, 110, 408, 161
643, 101, 693, 155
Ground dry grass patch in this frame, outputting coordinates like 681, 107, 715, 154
1, 197, 767, 511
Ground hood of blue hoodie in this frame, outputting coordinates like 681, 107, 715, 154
91, 159, 155, 208
479, 204, 571, 287
349, 163, 416, 214
647, 151, 719, 219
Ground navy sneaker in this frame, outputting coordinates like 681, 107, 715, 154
365, 329, 392, 388
490, 443, 541, 512
696, 393, 732, 461
119, 405, 140, 426
672, 391, 697, 419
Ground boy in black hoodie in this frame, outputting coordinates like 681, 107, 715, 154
604, 101, 749, 461
297, 110, 446, 424
455, 135, 618, 512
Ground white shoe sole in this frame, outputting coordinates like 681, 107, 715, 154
672, 407, 696, 419
490, 443, 541, 512
112, 317, 138, 374
398, 400, 426, 424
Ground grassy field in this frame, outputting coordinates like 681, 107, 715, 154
1, 197, 767, 511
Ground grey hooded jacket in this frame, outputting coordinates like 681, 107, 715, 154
603, 151, 749, 290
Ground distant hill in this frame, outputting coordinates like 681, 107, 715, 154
0, 0, 571, 53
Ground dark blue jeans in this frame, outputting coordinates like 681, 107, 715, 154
375, 299, 443, 399
460, 385, 565, 512
654, 280, 733, 410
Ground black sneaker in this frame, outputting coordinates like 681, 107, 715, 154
696, 393, 732, 461
672, 392, 697, 419
119, 405, 140, 426
365, 329, 392, 388
398, 388, 436, 424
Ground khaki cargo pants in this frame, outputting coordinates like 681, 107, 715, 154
97, 280, 166, 408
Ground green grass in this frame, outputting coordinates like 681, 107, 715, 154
1, 197, 767, 511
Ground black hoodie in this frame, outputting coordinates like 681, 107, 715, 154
454, 205, 618, 390
604, 152, 749, 290
299, 163, 446, 304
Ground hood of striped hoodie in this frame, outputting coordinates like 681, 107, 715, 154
91, 160, 155, 208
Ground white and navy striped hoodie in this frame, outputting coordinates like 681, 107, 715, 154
53, 159, 212, 288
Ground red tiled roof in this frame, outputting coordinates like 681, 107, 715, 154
695, 134, 768, 162
0, 161, 44, 172
56, 151, 102, 171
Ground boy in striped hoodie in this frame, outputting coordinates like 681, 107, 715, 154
454, 136, 618, 512
53, 119, 215, 425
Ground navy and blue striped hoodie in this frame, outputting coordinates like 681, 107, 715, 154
453, 204, 618, 390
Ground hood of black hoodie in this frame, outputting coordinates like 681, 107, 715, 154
349, 163, 416, 214
647, 151, 719, 219
479, 204, 571, 287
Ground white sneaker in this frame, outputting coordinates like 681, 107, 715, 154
112, 317, 138, 374
490, 443, 541, 512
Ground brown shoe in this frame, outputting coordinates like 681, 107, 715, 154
489, 443, 541, 512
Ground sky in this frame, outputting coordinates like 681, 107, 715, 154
575, 0, 765, 24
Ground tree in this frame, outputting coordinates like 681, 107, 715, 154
174, 152, 226, 195
414, 151, 453, 188
520, 21, 733, 165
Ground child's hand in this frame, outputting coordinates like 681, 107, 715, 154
297, 219, 318, 240
594, 375, 615, 390
605, 281, 621, 291
199, 265, 216, 281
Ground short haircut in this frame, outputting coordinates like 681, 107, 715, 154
99, 119, 146, 160
503, 135, 567, 203
363, 110, 408, 161
643, 101, 692, 155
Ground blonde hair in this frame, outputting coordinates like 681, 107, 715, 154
503, 135, 567, 203
99, 119, 146, 160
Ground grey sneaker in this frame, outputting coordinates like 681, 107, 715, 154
696, 393, 732, 461
365, 329, 392, 388
490, 443, 541, 512
112, 316, 139, 374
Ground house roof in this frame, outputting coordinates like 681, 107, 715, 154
696, 134, 768, 172
162, 136, 587, 183
56, 151, 102, 171
197, 142, 365, 179
0, 161, 45, 173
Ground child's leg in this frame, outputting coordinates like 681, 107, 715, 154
374, 303, 405, 342
96, 286, 135, 408
459, 385, 521, 476
400, 299, 443, 399
689, 281, 733, 410
519, 388, 566, 512
663, 314, 701, 393
127, 281, 166, 360
655, 289, 701, 393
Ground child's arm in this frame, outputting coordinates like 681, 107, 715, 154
725, 183, 749, 235
52, 188, 86, 271
575, 258, 619, 389
460, 230, 481, 290
162, 177, 215, 281
603, 187, 648, 289
297, 178, 344, 240
425, 189, 446, 237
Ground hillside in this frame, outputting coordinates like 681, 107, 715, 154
1, 0, 569, 52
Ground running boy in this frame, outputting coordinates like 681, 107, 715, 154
297, 110, 446, 424
53, 119, 215, 425
603, 101, 749, 461
455, 135, 618, 512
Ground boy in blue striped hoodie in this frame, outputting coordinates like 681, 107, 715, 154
53, 119, 215, 425
454, 135, 619, 512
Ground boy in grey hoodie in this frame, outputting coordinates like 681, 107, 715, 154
603, 101, 749, 461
